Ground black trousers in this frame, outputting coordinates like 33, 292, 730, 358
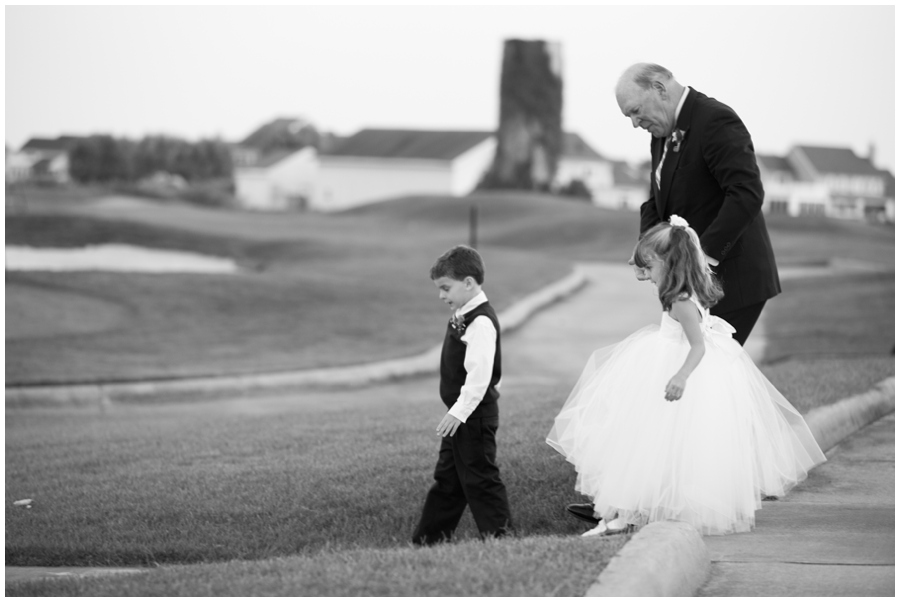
710, 300, 767, 347
412, 415, 512, 545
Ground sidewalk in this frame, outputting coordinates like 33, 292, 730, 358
699, 413, 895, 597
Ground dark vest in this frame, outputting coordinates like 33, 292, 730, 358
439, 301, 501, 418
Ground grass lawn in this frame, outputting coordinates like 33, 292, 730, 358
8, 193, 595, 384
7, 191, 894, 386
6, 372, 634, 595
7, 536, 627, 597
5, 189, 895, 596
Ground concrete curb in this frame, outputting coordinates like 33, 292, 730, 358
584, 376, 896, 597
804, 376, 895, 453
5, 267, 587, 407
585, 521, 709, 597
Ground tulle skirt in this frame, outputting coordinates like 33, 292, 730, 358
546, 325, 826, 535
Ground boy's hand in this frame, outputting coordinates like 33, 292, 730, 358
436, 413, 462, 437
665, 374, 687, 401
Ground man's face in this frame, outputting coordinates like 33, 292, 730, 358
617, 82, 674, 139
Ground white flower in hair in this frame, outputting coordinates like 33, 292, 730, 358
668, 215, 689, 229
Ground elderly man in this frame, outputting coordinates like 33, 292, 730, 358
566, 63, 781, 528
620, 62, 780, 345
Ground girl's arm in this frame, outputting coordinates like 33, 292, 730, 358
666, 299, 706, 401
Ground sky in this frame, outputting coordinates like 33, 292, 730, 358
5, 4, 896, 171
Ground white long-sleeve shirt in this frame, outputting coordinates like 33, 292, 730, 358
447, 291, 500, 423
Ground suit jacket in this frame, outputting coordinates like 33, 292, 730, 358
639, 87, 781, 314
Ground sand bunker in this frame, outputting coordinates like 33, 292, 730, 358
6, 244, 240, 273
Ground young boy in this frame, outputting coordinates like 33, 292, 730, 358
412, 245, 513, 546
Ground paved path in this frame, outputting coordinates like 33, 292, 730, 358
699, 413, 895, 597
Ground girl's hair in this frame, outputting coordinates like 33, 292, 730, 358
634, 220, 724, 311
430, 245, 485, 284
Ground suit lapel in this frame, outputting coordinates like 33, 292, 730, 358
657, 88, 696, 216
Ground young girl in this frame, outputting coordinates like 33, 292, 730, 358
546, 215, 826, 536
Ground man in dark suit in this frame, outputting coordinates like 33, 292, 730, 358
565, 63, 781, 528
618, 62, 780, 346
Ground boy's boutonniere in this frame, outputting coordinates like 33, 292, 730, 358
671, 129, 686, 153
450, 313, 467, 336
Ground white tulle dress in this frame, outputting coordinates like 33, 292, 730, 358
546, 297, 827, 535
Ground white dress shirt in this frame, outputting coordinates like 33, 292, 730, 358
448, 291, 500, 423
655, 86, 691, 189
654, 87, 719, 267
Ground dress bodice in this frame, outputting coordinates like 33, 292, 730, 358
660, 296, 736, 344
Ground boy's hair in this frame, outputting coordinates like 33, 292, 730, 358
634, 221, 724, 311
430, 245, 485, 284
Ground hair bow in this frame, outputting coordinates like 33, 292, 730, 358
668, 214, 689, 229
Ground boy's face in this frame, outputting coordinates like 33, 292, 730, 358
433, 276, 477, 312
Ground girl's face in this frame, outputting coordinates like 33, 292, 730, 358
646, 255, 665, 285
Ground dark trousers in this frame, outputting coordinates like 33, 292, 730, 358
711, 300, 767, 347
412, 415, 513, 545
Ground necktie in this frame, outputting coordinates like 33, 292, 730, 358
655, 138, 670, 190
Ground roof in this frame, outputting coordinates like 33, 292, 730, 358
328, 129, 609, 162
328, 129, 494, 160
561, 132, 605, 160
239, 117, 318, 151
794, 145, 883, 177
756, 153, 793, 173
20, 136, 84, 152
251, 148, 300, 168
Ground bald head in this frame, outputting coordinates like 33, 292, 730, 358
615, 63, 684, 138
616, 63, 676, 95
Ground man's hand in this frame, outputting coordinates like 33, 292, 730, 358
436, 413, 462, 437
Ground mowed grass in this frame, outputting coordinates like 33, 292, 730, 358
5, 376, 590, 565
8, 191, 894, 386
762, 271, 894, 362
6, 373, 634, 596
6, 190, 895, 595
8, 192, 605, 385
7, 536, 625, 597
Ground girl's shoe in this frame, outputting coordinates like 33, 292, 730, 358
582, 517, 633, 537
603, 517, 633, 535
580, 520, 608, 537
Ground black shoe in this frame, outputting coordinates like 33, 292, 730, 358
566, 502, 600, 525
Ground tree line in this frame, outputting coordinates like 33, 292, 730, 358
69, 135, 233, 184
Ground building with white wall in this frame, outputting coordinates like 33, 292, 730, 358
234, 147, 318, 211
553, 132, 614, 199
757, 145, 892, 221
756, 153, 830, 217
591, 161, 651, 211
6, 136, 83, 183
313, 129, 495, 211
787, 145, 888, 220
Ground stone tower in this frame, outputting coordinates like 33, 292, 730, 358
480, 39, 563, 191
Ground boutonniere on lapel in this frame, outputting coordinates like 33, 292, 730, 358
671, 129, 686, 153
449, 313, 467, 336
